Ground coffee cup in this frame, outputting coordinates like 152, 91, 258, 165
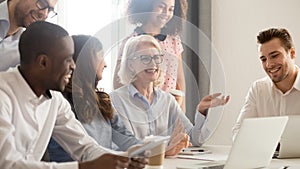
144, 136, 167, 169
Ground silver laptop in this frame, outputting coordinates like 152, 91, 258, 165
274, 116, 300, 159
177, 116, 288, 169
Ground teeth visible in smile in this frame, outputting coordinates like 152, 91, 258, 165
65, 74, 71, 79
30, 12, 39, 21
145, 69, 156, 73
269, 68, 280, 73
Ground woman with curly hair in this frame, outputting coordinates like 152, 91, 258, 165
113, 0, 188, 110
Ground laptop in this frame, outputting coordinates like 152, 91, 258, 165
176, 116, 288, 169
274, 115, 300, 159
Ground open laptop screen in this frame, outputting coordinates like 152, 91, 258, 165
275, 116, 300, 159
225, 116, 288, 169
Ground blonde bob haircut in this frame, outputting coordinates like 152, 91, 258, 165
118, 35, 164, 87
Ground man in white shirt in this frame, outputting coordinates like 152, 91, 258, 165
0, 0, 58, 71
0, 21, 147, 169
233, 28, 300, 139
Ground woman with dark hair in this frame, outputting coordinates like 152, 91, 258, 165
48, 35, 140, 162
71, 35, 139, 150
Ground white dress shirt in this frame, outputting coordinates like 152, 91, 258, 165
233, 66, 300, 138
0, 0, 23, 71
0, 68, 113, 169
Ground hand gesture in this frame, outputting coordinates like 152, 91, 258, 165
197, 93, 230, 115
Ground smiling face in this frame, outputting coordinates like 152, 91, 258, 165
130, 43, 162, 84
96, 50, 107, 81
13, 0, 58, 28
147, 0, 175, 28
46, 36, 75, 92
259, 38, 295, 84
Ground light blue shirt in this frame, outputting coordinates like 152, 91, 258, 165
110, 83, 211, 146
48, 110, 141, 162
0, 0, 24, 71
79, 112, 141, 151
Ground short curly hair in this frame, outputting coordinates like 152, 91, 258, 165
126, 0, 188, 35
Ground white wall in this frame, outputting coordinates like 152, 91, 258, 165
206, 0, 300, 145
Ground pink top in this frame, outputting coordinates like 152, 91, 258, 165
117, 32, 184, 91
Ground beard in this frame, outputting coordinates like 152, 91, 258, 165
14, 5, 27, 27
269, 63, 291, 84
271, 71, 289, 83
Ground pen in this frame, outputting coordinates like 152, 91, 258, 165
182, 149, 205, 152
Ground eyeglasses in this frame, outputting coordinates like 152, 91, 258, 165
36, 0, 58, 18
131, 54, 164, 65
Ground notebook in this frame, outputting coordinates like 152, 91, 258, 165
176, 116, 288, 169
275, 115, 300, 159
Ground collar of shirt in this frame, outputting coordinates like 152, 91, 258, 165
292, 65, 300, 91
14, 67, 52, 105
270, 65, 300, 94
0, 0, 10, 41
128, 83, 160, 105
134, 27, 167, 41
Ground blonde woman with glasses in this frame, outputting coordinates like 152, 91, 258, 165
111, 35, 229, 155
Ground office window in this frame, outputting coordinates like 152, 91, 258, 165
53, 0, 127, 92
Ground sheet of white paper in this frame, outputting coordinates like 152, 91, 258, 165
176, 153, 228, 162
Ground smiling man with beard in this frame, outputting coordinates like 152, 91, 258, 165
233, 28, 300, 139
0, 0, 58, 71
